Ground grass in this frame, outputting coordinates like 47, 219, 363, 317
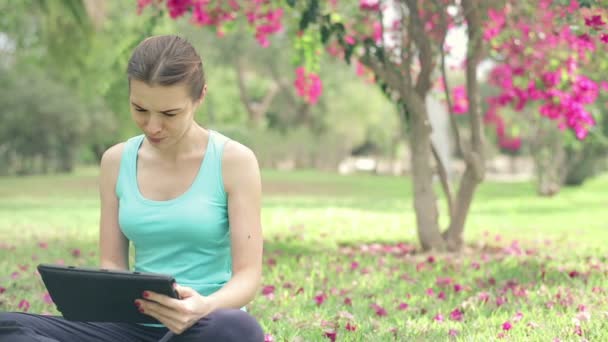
0, 167, 607, 341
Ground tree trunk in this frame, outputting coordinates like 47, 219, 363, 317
405, 100, 446, 251
532, 131, 565, 196
443, 0, 486, 251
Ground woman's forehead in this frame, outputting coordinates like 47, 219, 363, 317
129, 80, 190, 108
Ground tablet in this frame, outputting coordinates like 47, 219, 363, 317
37, 263, 180, 324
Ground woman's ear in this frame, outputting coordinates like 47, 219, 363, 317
197, 85, 208, 105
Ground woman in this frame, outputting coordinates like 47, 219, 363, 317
0, 35, 265, 341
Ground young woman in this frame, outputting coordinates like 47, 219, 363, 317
0, 35, 265, 342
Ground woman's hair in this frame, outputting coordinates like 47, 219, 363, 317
127, 35, 205, 102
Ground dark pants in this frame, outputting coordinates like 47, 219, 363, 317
0, 309, 264, 342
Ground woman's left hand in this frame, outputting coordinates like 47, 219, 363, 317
135, 284, 215, 335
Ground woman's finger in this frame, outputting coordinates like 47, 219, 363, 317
142, 291, 181, 309
143, 307, 184, 334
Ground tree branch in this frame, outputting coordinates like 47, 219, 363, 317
431, 141, 455, 221
434, 0, 465, 159
405, 0, 434, 97
461, 0, 485, 181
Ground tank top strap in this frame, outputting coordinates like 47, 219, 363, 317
116, 135, 144, 198
195, 129, 230, 201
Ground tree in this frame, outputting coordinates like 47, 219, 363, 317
138, 0, 605, 251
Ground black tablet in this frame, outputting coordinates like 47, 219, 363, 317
37, 263, 180, 324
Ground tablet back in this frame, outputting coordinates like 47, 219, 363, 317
37, 264, 179, 323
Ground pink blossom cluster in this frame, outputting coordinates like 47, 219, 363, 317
359, 0, 380, 11
482, 1, 607, 148
137, 0, 283, 46
294, 66, 323, 105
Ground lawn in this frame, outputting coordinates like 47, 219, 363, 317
0, 168, 606, 341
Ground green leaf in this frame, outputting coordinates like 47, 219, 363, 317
321, 25, 330, 44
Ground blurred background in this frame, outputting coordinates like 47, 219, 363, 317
0, 1, 606, 191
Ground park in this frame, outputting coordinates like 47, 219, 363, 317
1, 1, 607, 341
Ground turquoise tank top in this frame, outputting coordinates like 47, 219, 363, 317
116, 130, 232, 327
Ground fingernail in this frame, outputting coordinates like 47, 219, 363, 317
142, 291, 149, 298
134, 301, 140, 308
139, 308, 144, 313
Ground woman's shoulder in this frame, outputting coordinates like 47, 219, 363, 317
217, 132, 260, 193
215, 131, 256, 167
99, 135, 143, 168
100, 142, 126, 169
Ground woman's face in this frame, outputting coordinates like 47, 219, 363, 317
129, 79, 203, 149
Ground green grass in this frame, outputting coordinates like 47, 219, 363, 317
1, 168, 607, 341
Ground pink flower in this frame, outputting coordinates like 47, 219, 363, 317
584, 15, 605, 29
451, 85, 469, 114
426, 288, 435, 296
264, 334, 274, 342
0, 286, 5, 294
478, 292, 490, 303
324, 329, 337, 341
18, 299, 30, 312
436, 277, 453, 287
345, 35, 356, 45
454, 284, 463, 293
502, 321, 512, 331
434, 313, 444, 322
38, 242, 48, 249
496, 296, 507, 307
42, 292, 53, 304
344, 297, 352, 306
601, 33, 608, 44
166, 0, 191, 19
449, 329, 459, 336
136, 0, 153, 14
450, 308, 464, 321
350, 261, 359, 270
574, 324, 582, 336
294, 66, 323, 105
372, 21, 383, 44
71, 249, 81, 257
261, 285, 275, 299
371, 303, 387, 316
513, 311, 523, 322
360, 0, 380, 11
437, 291, 446, 300
345, 322, 357, 331
315, 293, 327, 306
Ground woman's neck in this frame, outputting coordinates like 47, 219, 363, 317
147, 123, 208, 162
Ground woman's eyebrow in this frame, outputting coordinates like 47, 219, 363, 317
131, 102, 182, 113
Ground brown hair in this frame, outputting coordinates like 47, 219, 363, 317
127, 35, 205, 101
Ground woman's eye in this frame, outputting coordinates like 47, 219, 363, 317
135, 108, 147, 112
163, 113, 177, 117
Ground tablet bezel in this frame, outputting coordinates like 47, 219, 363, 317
37, 263, 180, 324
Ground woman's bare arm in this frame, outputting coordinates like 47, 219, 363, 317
98, 143, 130, 271
205, 140, 263, 311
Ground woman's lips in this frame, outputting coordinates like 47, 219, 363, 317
147, 136, 165, 144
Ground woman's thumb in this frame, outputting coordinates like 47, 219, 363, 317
174, 283, 195, 298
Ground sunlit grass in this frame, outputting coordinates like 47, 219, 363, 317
1, 168, 607, 340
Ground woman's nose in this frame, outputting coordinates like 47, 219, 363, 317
146, 115, 163, 134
